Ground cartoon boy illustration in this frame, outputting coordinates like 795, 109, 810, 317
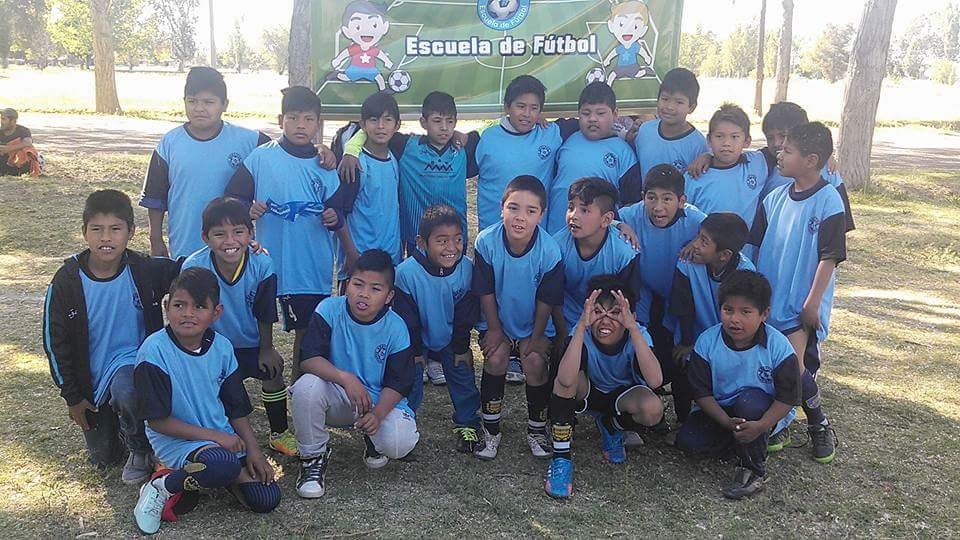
602, 1, 654, 84
327, 0, 394, 91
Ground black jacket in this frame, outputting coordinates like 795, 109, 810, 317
41, 250, 182, 406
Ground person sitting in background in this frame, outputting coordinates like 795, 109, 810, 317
0, 108, 42, 176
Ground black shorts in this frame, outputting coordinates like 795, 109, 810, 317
783, 326, 822, 374
234, 347, 272, 381
578, 382, 647, 416
278, 294, 328, 332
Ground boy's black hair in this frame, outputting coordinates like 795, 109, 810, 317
341, 0, 386, 26
643, 163, 685, 196
418, 204, 463, 241
709, 102, 750, 139
361, 91, 401, 123
578, 81, 617, 110
568, 177, 618, 214
281, 85, 322, 116
202, 197, 253, 235
717, 269, 771, 313
502, 174, 547, 210
658, 67, 700, 106
351, 249, 396, 288
421, 91, 457, 118
169, 267, 221, 307
786, 121, 833, 169
700, 212, 748, 255
504, 75, 546, 107
184, 66, 227, 102
761, 102, 808, 134
83, 189, 135, 231
586, 274, 636, 311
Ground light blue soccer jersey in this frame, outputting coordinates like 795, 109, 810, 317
671, 253, 756, 345
182, 248, 277, 349
80, 265, 145, 406
243, 140, 342, 296
394, 253, 473, 353
582, 327, 654, 393
634, 119, 709, 182
397, 135, 473, 246
344, 149, 402, 270
761, 147, 855, 232
615, 42, 641, 66
546, 132, 641, 234
553, 225, 641, 332
685, 151, 770, 229
140, 122, 266, 259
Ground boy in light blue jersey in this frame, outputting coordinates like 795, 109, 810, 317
677, 270, 800, 500
618, 164, 705, 422
291, 250, 418, 499
749, 122, 846, 465
545, 275, 663, 499
140, 67, 271, 259
132, 268, 280, 534
472, 175, 565, 460
545, 82, 641, 234
392, 205, 482, 454
181, 197, 297, 456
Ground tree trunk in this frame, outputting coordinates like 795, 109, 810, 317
91, 0, 122, 114
837, 0, 897, 191
208, 0, 217, 67
774, 0, 793, 102
754, 0, 767, 116
288, 0, 312, 87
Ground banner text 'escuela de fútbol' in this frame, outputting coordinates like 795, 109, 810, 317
311, 0, 683, 119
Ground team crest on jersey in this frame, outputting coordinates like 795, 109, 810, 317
375, 344, 388, 363
808, 216, 821, 234
746, 174, 758, 189
311, 178, 326, 197
227, 152, 243, 169
673, 159, 686, 171
537, 145, 552, 160
453, 287, 465, 301
245, 290, 256, 305
133, 292, 143, 311
603, 152, 618, 169
757, 366, 773, 383
534, 270, 542, 284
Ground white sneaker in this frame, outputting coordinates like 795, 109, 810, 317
623, 431, 645, 448
505, 357, 525, 384
527, 431, 552, 458
296, 448, 330, 499
422, 368, 428, 383
133, 477, 171, 534
425, 360, 446, 386
474, 428, 502, 460
363, 435, 389, 469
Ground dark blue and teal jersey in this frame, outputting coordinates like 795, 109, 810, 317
687, 323, 800, 433
618, 202, 706, 324
225, 137, 345, 296
472, 223, 564, 340
633, 119, 709, 183
581, 327, 654, 393
685, 151, 770, 229
670, 253, 756, 346
300, 296, 415, 415
80, 265, 145, 406
553, 225, 641, 332
140, 122, 269, 259
760, 147, 855, 232
135, 328, 253, 469
545, 132, 641, 233
343, 149, 402, 269
182, 247, 278, 349
751, 180, 847, 341
392, 250, 478, 355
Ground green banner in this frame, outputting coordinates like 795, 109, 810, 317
312, 0, 683, 119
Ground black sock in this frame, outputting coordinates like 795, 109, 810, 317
261, 389, 288, 434
525, 381, 551, 434
480, 371, 506, 435
801, 370, 827, 425
614, 413, 645, 432
550, 393, 576, 460
601, 414, 620, 433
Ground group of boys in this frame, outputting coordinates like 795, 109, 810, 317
41, 63, 853, 533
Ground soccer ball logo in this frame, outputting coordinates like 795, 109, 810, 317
227, 152, 243, 169
807, 216, 821, 234
746, 174, 758, 189
585, 67, 606, 85
487, 0, 519, 19
387, 70, 412, 93
245, 290, 256, 306
757, 366, 773, 383
537, 145, 551, 160
375, 344, 388, 363
673, 159, 686, 171
603, 152, 618, 169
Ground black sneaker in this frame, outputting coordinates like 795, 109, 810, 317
363, 434, 388, 469
296, 448, 331, 499
767, 427, 791, 453
808, 423, 837, 464
721, 467, 766, 500
454, 426, 481, 454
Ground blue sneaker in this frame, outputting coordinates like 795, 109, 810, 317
595, 416, 625, 464
544, 457, 573, 498
505, 356, 525, 384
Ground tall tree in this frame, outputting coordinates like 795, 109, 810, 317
774, 0, 793, 102
288, 0, 310, 86
207, 0, 216, 67
754, 0, 767, 115
837, 0, 897, 190
90, 0, 121, 113
262, 24, 289, 75
799, 24, 855, 82
152, 0, 197, 72
226, 19, 249, 72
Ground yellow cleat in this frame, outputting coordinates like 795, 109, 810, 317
269, 430, 299, 456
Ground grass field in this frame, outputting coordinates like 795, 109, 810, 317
0, 149, 958, 537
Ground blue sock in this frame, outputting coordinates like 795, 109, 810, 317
237, 481, 282, 513
164, 446, 241, 493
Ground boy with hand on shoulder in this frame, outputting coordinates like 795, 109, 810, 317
291, 250, 418, 499
676, 270, 800, 500
472, 175, 565, 460
132, 268, 280, 535
545, 276, 663, 499
43, 190, 181, 485
181, 197, 296, 456
392, 205, 482, 453
749, 122, 846, 464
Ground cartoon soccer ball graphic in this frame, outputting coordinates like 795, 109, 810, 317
585, 67, 606, 85
388, 70, 412, 93
488, 0, 519, 20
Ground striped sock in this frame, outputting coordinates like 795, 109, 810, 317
261, 388, 289, 434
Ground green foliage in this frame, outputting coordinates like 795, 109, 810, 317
226, 19, 250, 73
798, 23, 854, 83
5, 0, 52, 67
890, 4, 960, 79
933, 59, 957, 86
680, 23, 763, 78
150, 0, 197, 71
261, 24, 288, 75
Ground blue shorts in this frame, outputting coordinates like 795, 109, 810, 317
234, 347, 272, 380
783, 326, 822, 374
345, 65, 379, 82
279, 294, 328, 332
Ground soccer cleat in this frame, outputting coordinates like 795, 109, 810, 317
623, 430, 645, 448
722, 466, 767, 500
474, 428, 502, 460
425, 360, 447, 386
121, 452, 155, 485
363, 435, 389, 469
422, 368, 429, 383
527, 431, 553, 459
454, 426, 481, 454
296, 448, 331, 499
808, 423, 837, 464
505, 357, 525, 384
133, 476, 172, 534
269, 430, 299, 457
595, 416, 626, 464
544, 457, 574, 499
767, 427, 792, 453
